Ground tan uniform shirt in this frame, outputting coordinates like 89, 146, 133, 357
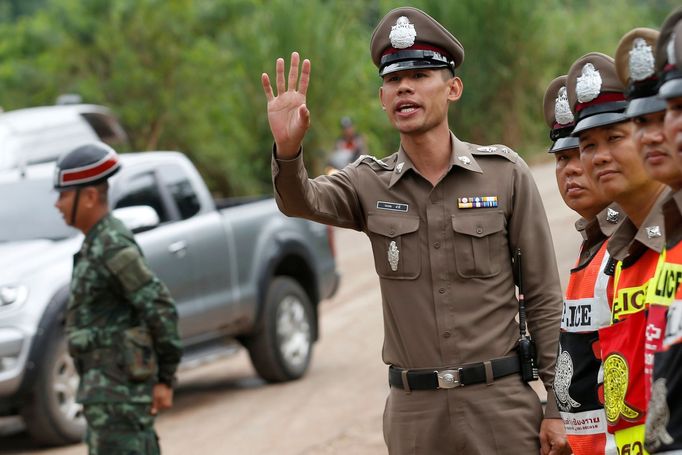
272, 132, 563, 417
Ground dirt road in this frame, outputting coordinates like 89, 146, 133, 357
2, 160, 580, 455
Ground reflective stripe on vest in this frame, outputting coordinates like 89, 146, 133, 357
614, 424, 648, 455
563, 243, 613, 332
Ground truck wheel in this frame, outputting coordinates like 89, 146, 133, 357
21, 327, 85, 445
246, 277, 315, 382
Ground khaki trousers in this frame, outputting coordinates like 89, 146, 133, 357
383, 375, 543, 454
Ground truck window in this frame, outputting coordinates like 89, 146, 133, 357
114, 172, 170, 222
161, 164, 200, 220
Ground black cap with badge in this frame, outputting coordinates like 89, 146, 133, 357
370, 7, 465, 77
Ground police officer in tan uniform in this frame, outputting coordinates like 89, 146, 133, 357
262, 7, 568, 454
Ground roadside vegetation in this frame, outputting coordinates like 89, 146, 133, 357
0, 0, 676, 195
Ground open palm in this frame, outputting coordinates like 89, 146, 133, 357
262, 52, 311, 157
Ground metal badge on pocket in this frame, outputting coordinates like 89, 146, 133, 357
388, 241, 400, 271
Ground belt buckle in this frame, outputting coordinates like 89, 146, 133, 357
435, 368, 463, 389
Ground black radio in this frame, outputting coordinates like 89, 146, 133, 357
514, 248, 539, 382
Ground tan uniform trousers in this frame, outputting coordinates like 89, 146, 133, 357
383, 375, 543, 454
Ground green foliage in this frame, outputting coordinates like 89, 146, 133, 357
0, 0, 679, 194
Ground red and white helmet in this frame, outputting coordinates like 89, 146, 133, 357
53, 142, 121, 191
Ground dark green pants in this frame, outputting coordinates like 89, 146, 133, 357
83, 403, 159, 455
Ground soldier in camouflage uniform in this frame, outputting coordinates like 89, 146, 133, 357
53, 143, 183, 454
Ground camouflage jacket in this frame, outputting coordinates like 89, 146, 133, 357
67, 214, 182, 404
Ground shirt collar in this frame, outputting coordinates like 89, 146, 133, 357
663, 189, 682, 248
388, 132, 483, 188
608, 189, 669, 260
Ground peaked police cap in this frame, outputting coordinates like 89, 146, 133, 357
370, 7, 464, 77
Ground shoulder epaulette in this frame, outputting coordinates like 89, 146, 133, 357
470, 144, 518, 163
352, 154, 396, 170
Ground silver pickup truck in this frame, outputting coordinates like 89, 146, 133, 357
0, 152, 339, 445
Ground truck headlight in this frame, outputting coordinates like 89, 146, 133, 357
0, 285, 28, 308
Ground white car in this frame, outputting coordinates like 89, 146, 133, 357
0, 103, 128, 171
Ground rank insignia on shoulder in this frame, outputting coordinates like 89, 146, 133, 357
458, 196, 498, 209
472, 145, 517, 162
377, 201, 408, 212
354, 154, 391, 169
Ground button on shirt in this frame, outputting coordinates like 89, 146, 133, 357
272, 132, 563, 416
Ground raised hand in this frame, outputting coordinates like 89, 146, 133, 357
262, 52, 311, 158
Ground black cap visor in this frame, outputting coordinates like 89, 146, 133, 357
548, 136, 580, 153
380, 49, 453, 76
658, 78, 682, 100
625, 96, 667, 118
571, 112, 629, 136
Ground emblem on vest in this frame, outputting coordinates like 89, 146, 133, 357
603, 353, 643, 424
644, 378, 674, 451
555, 343, 581, 412
388, 241, 400, 272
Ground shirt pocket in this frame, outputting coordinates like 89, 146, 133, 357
367, 213, 421, 280
451, 211, 505, 278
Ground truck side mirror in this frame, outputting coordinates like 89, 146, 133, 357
112, 205, 160, 233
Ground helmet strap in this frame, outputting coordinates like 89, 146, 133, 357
70, 188, 81, 226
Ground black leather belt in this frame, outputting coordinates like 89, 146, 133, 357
388, 356, 521, 390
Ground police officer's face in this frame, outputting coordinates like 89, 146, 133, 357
554, 148, 609, 219
579, 121, 651, 201
379, 68, 462, 135
665, 96, 682, 170
55, 189, 77, 226
632, 110, 682, 190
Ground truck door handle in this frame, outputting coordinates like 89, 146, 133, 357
168, 241, 188, 257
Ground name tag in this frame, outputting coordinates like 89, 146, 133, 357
377, 201, 408, 212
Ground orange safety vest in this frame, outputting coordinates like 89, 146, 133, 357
559, 241, 617, 454
600, 248, 662, 454
645, 242, 682, 453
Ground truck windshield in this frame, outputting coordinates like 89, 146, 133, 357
0, 175, 78, 242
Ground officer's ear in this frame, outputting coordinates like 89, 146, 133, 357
447, 76, 463, 102
81, 186, 100, 208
